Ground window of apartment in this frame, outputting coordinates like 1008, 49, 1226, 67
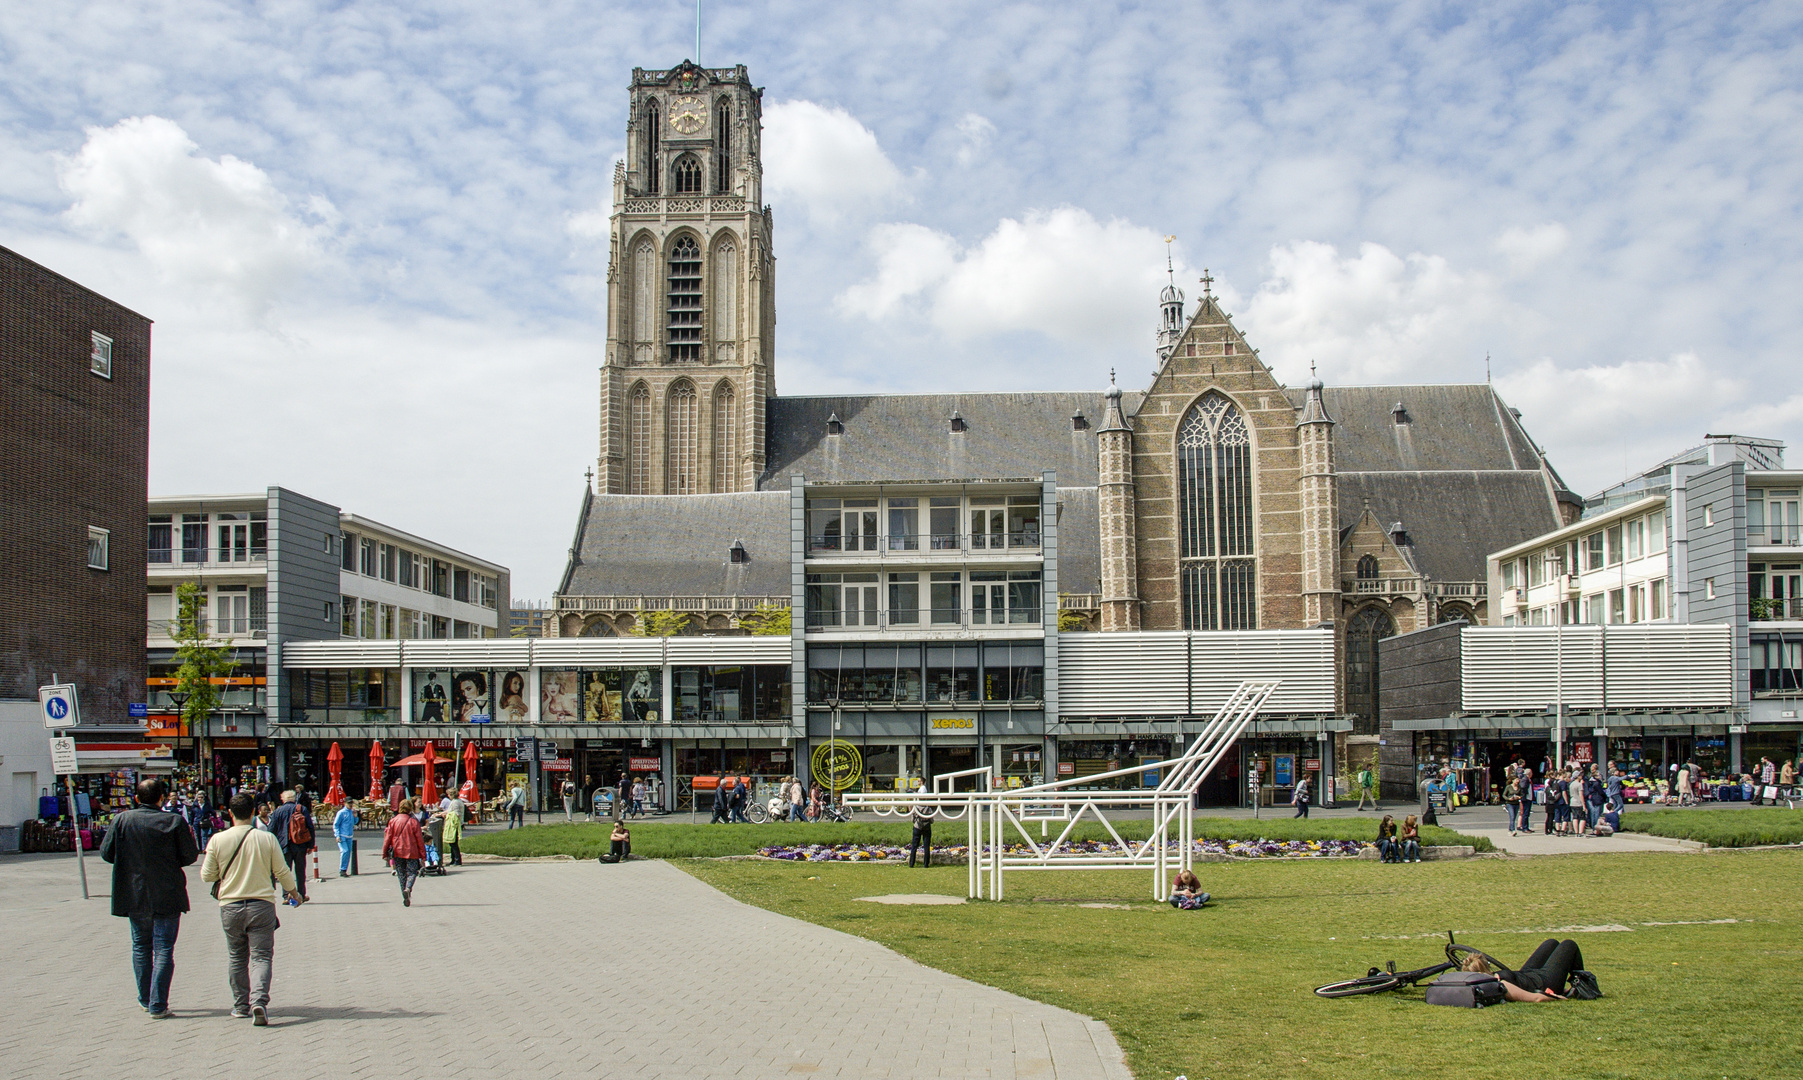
1008, 496, 1041, 547
1703, 504, 1715, 528
887, 499, 920, 551
216, 584, 249, 635
1650, 579, 1666, 620
359, 598, 378, 639
1647, 509, 1666, 553
888, 572, 920, 624
970, 498, 1006, 550
1528, 552, 1546, 587
398, 550, 418, 588
359, 537, 377, 577
147, 586, 173, 633
1705, 577, 1717, 601
804, 572, 878, 628
323, 531, 334, 554
1502, 614, 1516, 627
341, 533, 356, 571
1500, 560, 1516, 590
250, 586, 266, 633
929, 572, 962, 624
432, 560, 449, 597
147, 515, 172, 564
86, 526, 109, 570
1627, 518, 1644, 561
1628, 585, 1643, 623
90, 332, 112, 378
1606, 524, 1623, 567
1559, 600, 1578, 625
1529, 607, 1547, 626
323, 599, 335, 623
453, 567, 471, 603
472, 573, 498, 609
181, 515, 208, 563
379, 544, 397, 582
929, 498, 961, 550
1583, 593, 1605, 624
216, 512, 254, 562
380, 603, 396, 639
1007, 570, 1043, 624
1584, 532, 1604, 572
342, 596, 357, 636
1609, 588, 1625, 623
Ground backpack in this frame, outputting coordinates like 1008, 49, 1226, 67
287, 805, 313, 847
1424, 971, 1507, 1008
1566, 970, 1604, 1000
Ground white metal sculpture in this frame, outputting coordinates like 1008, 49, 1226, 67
842, 680, 1279, 900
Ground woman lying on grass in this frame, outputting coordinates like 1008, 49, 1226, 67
1462, 939, 1588, 1002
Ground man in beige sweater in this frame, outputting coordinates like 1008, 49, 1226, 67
201, 792, 301, 1026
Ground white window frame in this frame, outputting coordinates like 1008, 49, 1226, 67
87, 526, 109, 570
90, 332, 112, 378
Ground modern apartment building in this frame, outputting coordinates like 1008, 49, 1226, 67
1, 245, 152, 832
146, 489, 508, 797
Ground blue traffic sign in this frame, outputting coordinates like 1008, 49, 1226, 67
45, 697, 68, 721
128, 702, 149, 718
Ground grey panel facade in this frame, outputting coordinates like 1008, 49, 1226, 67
1376, 622, 1464, 795
1672, 461, 1748, 706
266, 486, 343, 732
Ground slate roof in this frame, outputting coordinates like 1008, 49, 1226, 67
1338, 471, 1561, 583
1054, 487, 1100, 595
762, 393, 1108, 488
558, 490, 790, 597
1284, 384, 1548, 475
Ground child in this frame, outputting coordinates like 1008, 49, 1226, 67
1168, 868, 1210, 909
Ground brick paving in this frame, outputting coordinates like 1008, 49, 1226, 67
0, 847, 1130, 1080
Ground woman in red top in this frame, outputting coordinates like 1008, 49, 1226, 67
382, 799, 427, 907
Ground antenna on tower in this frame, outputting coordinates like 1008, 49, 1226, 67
695, 0, 702, 66
1485, 352, 1491, 383
1163, 235, 1176, 287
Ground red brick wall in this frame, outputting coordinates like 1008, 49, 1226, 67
0, 246, 151, 720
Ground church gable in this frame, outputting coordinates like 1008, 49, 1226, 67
1129, 294, 1310, 632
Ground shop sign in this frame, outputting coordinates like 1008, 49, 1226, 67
770, 750, 788, 762
628, 757, 661, 772
1057, 762, 1074, 775
145, 722, 186, 739
128, 703, 149, 719
1570, 743, 1595, 764
213, 738, 260, 749
1501, 730, 1539, 739
542, 760, 572, 772
1304, 758, 1321, 772
931, 717, 975, 729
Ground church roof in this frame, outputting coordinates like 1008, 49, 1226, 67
1338, 471, 1561, 584
1285, 384, 1548, 475
1055, 486, 1100, 595
558, 490, 790, 598
762, 393, 1109, 487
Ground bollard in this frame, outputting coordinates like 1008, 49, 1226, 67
350, 836, 359, 876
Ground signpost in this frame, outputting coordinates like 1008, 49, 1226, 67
40, 683, 88, 900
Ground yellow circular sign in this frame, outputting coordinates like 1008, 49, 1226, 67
810, 740, 863, 793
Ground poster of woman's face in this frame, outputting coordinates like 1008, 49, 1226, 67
453, 670, 490, 723
540, 670, 580, 724
581, 668, 659, 723
495, 670, 528, 722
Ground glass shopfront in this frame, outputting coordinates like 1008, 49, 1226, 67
808, 643, 1043, 706
288, 668, 400, 724
672, 665, 789, 724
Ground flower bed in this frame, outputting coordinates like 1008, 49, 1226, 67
757, 838, 1370, 862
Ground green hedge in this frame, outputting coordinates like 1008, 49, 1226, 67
460, 815, 1490, 859
1618, 807, 1803, 848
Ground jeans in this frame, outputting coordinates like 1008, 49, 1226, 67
508, 805, 524, 828
1587, 802, 1603, 828
220, 900, 276, 1012
447, 840, 461, 865
285, 850, 308, 900
394, 857, 421, 897
1505, 801, 1521, 831
609, 839, 630, 860
710, 804, 730, 824
1293, 799, 1310, 818
1377, 838, 1398, 862
337, 836, 354, 875
129, 914, 180, 1012
789, 803, 805, 821
1400, 838, 1420, 862
908, 822, 933, 867
1513, 938, 1583, 994
631, 798, 643, 816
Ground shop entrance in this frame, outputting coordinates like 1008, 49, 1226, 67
928, 745, 978, 786
1483, 740, 1548, 790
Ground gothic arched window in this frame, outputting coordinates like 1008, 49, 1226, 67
666, 236, 702, 362
1357, 554, 1379, 580
1177, 392, 1256, 630
673, 154, 703, 194
666, 380, 699, 494
644, 100, 660, 195
714, 99, 732, 193
628, 382, 652, 495
712, 237, 737, 346
1345, 604, 1396, 735
713, 380, 738, 492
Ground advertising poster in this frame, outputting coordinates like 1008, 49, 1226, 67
451, 670, 491, 723
493, 670, 529, 723
414, 670, 450, 723
1273, 754, 1294, 787
539, 670, 581, 724
584, 668, 659, 723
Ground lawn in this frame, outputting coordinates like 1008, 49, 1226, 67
460, 815, 1492, 859
682, 851, 1803, 1080
1618, 806, 1803, 847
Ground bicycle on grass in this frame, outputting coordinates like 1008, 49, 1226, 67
1314, 932, 1510, 997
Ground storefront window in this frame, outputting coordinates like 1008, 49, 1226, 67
674, 665, 787, 724
288, 668, 399, 723
926, 645, 979, 703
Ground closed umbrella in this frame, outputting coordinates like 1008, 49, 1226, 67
367, 741, 385, 802
421, 741, 439, 807
325, 742, 346, 806
461, 741, 479, 805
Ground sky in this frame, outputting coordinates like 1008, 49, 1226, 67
4, 2, 1801, 599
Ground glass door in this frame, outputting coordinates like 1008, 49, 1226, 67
842, 501, 878, 551
969, 502, 1005, 549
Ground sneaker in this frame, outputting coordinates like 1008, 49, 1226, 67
403, 890, 411, 907
148, 1009, 170, 1020
251, 1005, 267, 1026
230, 1008, 251, 1019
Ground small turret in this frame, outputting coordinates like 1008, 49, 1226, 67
1156, 236, 1185, 363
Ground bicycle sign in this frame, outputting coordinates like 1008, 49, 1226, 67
39, 684, 79, 729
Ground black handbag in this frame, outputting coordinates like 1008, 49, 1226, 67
1566, 970, 1603, 999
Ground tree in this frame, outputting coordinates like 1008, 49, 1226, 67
739, 604, 791, 636
1057, 606, 1091, 632
170, 581, 228, 729
629, 609, 693, 637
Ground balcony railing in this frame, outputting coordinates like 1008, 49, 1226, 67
1752, 597, 1803, 621
1060, 593, 1101, 609
806, 607, 1040, 630
554, 595, 788, 612
148, 547, 267, 565
1344, 577, 1421, 595
1429, 581, 1488, 599
807, 532, 1041, 555
148, 618, 267, 638
1749, 528, 1802, 547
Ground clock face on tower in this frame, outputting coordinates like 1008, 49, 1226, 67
669, 96, 707, 135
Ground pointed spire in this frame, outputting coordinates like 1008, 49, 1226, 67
1101, 368, 1129, 432
1296, 361, 1333, 427
1156, 239, 1185, 362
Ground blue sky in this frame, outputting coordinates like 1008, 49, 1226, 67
4, 2, 1801, 597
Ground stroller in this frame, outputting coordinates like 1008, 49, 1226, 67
423, 813, 448, 876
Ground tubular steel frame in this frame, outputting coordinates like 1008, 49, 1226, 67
841, 680, 1279, 900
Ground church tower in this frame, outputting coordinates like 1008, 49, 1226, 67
1097, 372, 1141, 631
598, 61, 775, 495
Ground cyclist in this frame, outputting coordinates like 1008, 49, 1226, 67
1461, 940, 1584, 1002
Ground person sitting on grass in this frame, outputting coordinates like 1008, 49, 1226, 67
1399, 815, 1421, 863
1375, 814, 1399, 862
1461, 939, 1589, 1002
604, 822, 630, 863
1168, 868, 1210, 909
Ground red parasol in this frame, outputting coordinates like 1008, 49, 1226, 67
367, 740, 385, 802
325, 742, 346, 806
462, 741, 479, 804
421, 741, 439, 806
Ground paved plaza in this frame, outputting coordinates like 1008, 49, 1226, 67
0, 846, 1128, 1080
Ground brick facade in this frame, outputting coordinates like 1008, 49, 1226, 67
0, 246, 150, 720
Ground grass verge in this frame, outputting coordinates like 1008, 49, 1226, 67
460, 815, 1491, 859
1617, 806, 1803, 847
681, 851, 1803, 1080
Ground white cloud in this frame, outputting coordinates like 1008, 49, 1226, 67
1237, 240, 1506, 385
836, 206, 1175, 348
1493, 223, 1571, 276
57, 116, 327, 315
762, 100, 905, 222
954, 112, 996, 167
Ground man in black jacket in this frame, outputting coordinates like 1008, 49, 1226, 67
99, 778, 199, 1018
266, 790, 313, 902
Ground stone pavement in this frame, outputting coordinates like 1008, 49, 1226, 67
0, 849, 1129, 1080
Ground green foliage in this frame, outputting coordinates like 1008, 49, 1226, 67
460, 815, 1491, 859
688, 851, 1803, 1080
1751, 597, 1782, 621
1056, 607, 1091, 631
169, 581, 227, 728
628, 609, 693, 637
1618, 806, 1803, 847
739, 604, 791, 636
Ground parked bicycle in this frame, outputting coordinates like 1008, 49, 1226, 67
1314, 933, 1507, 997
